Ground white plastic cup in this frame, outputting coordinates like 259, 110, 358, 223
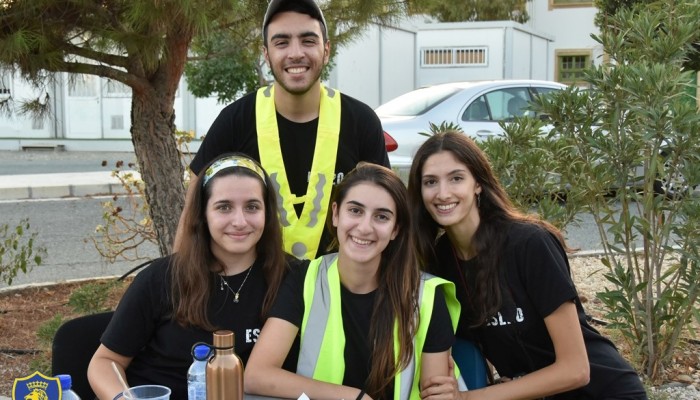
122, 385, 171, 400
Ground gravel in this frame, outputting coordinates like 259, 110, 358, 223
569, 254, 700, 399
650, 383, 699, 400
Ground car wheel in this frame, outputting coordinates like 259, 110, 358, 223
652, 153, 696, 199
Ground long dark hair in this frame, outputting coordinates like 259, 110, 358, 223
328, 162, 419, 399
408, 131, 569, 326
172, 153, 286, 330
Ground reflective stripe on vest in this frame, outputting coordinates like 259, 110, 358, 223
298, 254, 465, 399
255, 84, 341, 259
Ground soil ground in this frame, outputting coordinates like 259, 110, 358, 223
0, 278, 129, 396
0, 258, 698, 397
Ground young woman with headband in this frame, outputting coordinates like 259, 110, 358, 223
88, 153, 296, 400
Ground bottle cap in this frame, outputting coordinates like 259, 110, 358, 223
194, 344, 210, 360
56, 374, 72, 389
212, 330, 234, 349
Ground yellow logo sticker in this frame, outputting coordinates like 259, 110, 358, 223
12, 371, 62, 400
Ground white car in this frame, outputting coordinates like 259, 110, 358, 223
377, 80, 568, 168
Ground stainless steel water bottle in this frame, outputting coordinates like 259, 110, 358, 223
206, 330, 243, 400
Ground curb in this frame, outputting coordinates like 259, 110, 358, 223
0, 275, 126, 295
0, 171, 140, 201
570, 249, 606, 258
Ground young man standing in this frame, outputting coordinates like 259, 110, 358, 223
184, 0, 390, 260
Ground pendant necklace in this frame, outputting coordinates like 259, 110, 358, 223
219, 264, 253, 303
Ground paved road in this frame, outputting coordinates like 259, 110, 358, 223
0, 196, 159, 290
0, 149, 608, 291
0, 150, 138, 176
0, 194, 606, 290
562, 214, 604, 254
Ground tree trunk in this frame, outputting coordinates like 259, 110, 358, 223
130, 90, 185, 256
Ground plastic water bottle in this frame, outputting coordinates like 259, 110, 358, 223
188, 344, 210, 400
56, 374, 81, 400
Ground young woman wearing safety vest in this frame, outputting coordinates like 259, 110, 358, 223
245, 162, 463, 400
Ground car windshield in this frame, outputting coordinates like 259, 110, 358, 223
375, 85, 461, 117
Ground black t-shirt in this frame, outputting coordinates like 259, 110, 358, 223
189, 89, 390, 256
270, 260, 455, 395
101, 256, 273, 400
431, 223, 646, 399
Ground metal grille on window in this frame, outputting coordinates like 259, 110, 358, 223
422, 47, 488, 67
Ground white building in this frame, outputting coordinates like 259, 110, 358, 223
526, 0, 603, 86
0, 0, 603, 151
330, 18, 557, 108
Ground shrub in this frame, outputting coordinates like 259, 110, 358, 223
528, 2, 700, 381
91, 129, 195, 261
68, 281, 122, 314
0, 218, 47, 285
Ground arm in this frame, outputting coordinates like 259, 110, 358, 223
423, 301, 589, 400
87, 344, 134, 400
418, 285, 459, 400
245, 318, 368, 400
88, 260, 165, 399
421, 350, 450, 393
173, 171, 198, 252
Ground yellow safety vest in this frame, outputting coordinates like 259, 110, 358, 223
298, 254, 465, 400
255, 84, 341, 260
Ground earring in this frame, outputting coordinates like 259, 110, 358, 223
476, 192, 481, 208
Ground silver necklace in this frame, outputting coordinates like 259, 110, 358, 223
219, 265, 253, 303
